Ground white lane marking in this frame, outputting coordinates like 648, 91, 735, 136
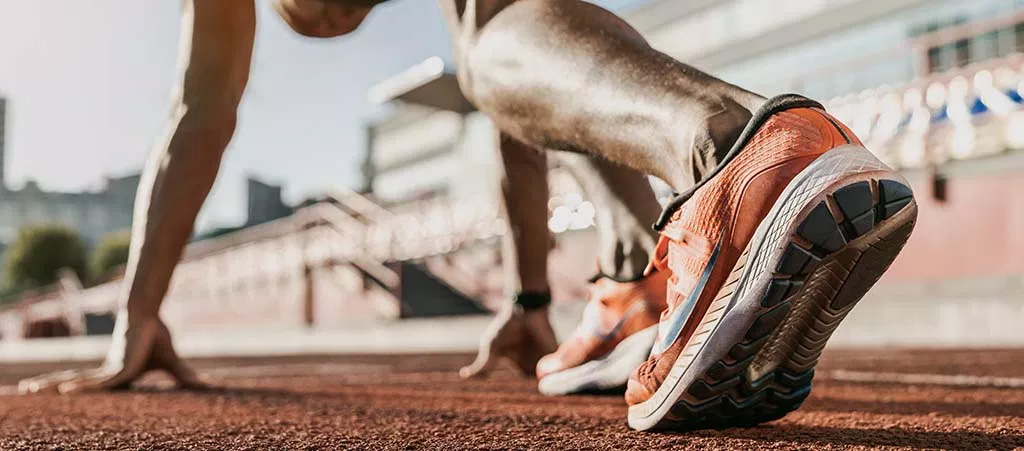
0, 363, 394, 395
824, 370, 1024, 389
200, 363, 391, 380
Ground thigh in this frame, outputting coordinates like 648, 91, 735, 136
438, 0, 519, 32
437, 0, 520, 82
553, 152, 661, 280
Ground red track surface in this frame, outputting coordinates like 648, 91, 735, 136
2, 349, 1023, 450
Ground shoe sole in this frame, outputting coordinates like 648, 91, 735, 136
538, 325, 658, 396
627, 144, 918, 431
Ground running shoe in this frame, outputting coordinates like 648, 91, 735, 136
626, 94, 918, 430
536, 270, 668, 395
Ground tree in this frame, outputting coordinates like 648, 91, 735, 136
90, 230, 132, 281
0, 284, 27, 306
2, 225, 87, 295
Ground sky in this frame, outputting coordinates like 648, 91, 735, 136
0, 0, 645, 231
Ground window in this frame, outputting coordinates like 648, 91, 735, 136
917, 14, 1024, 75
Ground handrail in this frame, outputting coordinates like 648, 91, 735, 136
326, 188, 395, 223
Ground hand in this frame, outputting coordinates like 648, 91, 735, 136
18, 316, 207, 394
459, 305, 558, 379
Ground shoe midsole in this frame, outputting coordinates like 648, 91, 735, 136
538, 324, 658, 395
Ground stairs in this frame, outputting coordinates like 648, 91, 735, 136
396, 263, 489, 318
0, 191, 506, 339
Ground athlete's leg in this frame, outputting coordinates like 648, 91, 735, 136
553, 153, 660, 281
441, 0, 917, 427
443, 0, 729, 386
533, 153, 672, 394
440, 0, 763, 191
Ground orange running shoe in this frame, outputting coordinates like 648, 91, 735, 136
626, 94, 918, 430
536, 270, 669, 395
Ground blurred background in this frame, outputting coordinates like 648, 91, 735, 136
0, 0, 1022, 360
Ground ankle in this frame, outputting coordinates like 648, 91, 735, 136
695, 99, 755, 177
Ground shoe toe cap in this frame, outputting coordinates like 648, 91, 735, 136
625, 375, 655, 406
535, 353, 568, 380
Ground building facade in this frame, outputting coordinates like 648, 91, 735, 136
366, 104, 503, 206
364, 57, 502, 208
246, 177, 293, 227
0, 98, 140, 276
630, 0, 1023, 99
0, 176, 139, 247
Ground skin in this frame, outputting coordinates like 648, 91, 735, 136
460, 136, 662, 378
19, 0, 761, 393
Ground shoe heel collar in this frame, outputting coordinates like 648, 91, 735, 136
653, 94, 824, 231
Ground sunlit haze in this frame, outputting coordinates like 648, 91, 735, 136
0, 0, 647, 231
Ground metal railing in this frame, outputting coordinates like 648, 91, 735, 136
0, 186, 509, 339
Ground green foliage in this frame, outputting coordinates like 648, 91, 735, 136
2, 224, 87, 295
90, 230, 132, 281
0, 284, 28, 306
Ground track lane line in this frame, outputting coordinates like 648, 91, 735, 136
823, 370, 1024, 388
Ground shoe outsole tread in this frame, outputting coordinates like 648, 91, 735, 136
649, 178, 916, 431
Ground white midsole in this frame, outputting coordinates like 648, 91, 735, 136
537, 324, 659, 396
627, 145, 903, 430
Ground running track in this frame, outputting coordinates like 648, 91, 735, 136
2, 349, 1022, 450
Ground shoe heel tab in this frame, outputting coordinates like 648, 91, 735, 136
760, 94, 823, 115
814, 108, 862, 145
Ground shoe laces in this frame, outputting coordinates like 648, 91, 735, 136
646, 234, 672, 276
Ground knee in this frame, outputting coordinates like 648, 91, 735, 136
453, 33, 493, 108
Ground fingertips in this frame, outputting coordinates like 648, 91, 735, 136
19, 378, 59, 395
57, 369, 129, 394
459, 355, 495, 379
18, 369, 85, 395
170, 362, 212, 391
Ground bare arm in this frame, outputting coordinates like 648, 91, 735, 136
124, 0, 256, 321
20, 0, 256, 394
